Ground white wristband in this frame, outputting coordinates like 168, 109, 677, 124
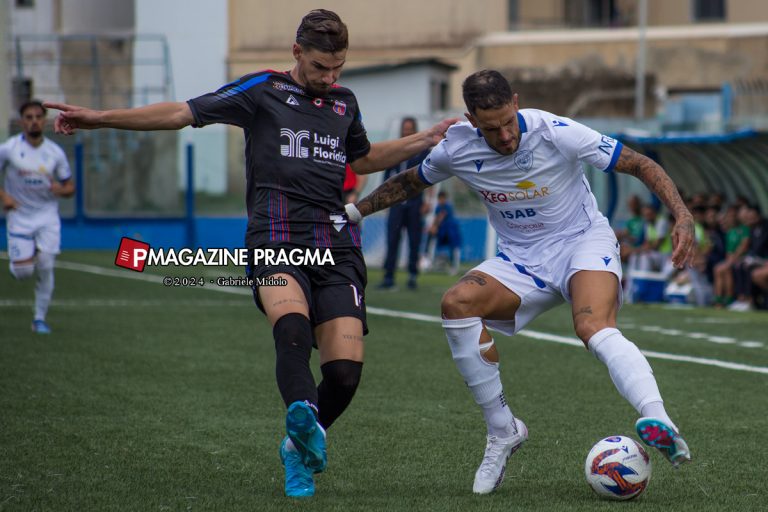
345, 203, 363, 223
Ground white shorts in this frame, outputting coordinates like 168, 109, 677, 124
474, 221, 623, 335
6, 209, 61, 261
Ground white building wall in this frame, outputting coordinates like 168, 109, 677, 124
134, 0, 228, 194
58, 0, 134, 32
9, 0, 61, 104
0, 0, 10, 138
339, 67, 433, 142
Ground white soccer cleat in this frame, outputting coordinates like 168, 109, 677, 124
472, 418, 528, 494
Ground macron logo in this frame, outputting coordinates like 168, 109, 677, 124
115, 237, 150, 272
552, 119, 568, 127
602, 256, 612, 266
474, 159, 484, 172
280, 128, 310, 158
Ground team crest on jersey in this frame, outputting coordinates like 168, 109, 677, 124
333, 100, 346, 116
514, 149, 534, 171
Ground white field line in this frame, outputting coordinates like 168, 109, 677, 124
367, 307, 768, 374
6, 258, 767, 376
621, 322, 764, 349
0, 299, 249, 307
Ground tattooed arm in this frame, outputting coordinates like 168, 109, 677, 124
613, 146, 695, 268
353, 166, 431, 217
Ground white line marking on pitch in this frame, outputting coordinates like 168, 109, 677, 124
0, 299, 249, 307
366, 307, 768, 375
621, 322, 762, 348
19, 258, 768, 376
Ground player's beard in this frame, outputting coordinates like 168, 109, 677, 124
495, 138, 519, 155
27, 130, 43, 139
305, 83, 331, 98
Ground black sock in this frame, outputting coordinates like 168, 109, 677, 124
317, 359, 363, 429
273, 313, 317, 408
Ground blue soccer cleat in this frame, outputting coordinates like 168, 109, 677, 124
636, 417, 691, 467
286, 401, 327, 473
31, 320, 51, 334
280, 436, 314, 498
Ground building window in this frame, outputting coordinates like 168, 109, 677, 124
431, 79, 449, 112
693, 0, 726, 21
508, 0, 519, 30
15, 0, 35, 7
564, 0, 621, 28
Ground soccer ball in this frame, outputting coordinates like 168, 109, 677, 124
584, 435, 652, 500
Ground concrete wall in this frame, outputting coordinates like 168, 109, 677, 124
473, 24, 768, 95
340, 65, 450, 141
0, 0, 9, 140
228, 0, 507, 53
226, 1, 768, 117
9, 0, 62, 105
134, 0, 228, 194
58, 0, 134, 33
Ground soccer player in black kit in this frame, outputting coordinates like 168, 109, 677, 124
47, 9, 455, 498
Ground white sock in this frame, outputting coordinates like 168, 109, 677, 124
480, 391, 517, 437
640, 401, 678, 432
443, 317, 515, 437
34, 252, 55, 321
588, 328, 676, 429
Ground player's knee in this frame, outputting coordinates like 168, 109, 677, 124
320, 359, 362, 392
273, 313, 313, 354
9, 261, 35, 280
441, 286, 478, 318
574, 317, 612, 345
36, 252, 56, 271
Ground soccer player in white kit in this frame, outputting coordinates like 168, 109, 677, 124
346, 70, 693, 494
1, 100, 74, 333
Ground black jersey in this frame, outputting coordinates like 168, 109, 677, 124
187, 70, 371, 249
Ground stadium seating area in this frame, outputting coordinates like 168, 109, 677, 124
617, 192, 768, 312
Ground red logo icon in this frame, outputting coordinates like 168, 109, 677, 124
115, 237, 150, 272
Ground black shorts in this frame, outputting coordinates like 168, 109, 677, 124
248, 246, 368, 334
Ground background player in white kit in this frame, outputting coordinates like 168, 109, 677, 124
1, 100, 74, 334
347, 70, 694, 494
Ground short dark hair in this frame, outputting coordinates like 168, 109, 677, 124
401, 116, 418, 131
296, 9, 348, 53
19, 99, 47, 117
462, 70, 513, 114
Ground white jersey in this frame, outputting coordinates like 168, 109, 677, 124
0, 134, 71, 216
419, 109, 623, 260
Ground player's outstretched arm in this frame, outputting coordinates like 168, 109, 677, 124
350, 117, 458, 174
44, 101, 194, 135
346, 167, 430, 222
613, 145, 695, 268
